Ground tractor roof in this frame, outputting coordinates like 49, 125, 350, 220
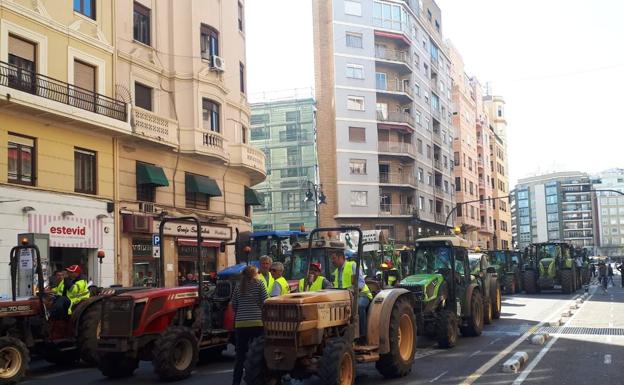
292, 239, 347, 251
415, 235, 470, 248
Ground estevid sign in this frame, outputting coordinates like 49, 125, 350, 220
152, 221, 232, 240
28, 214, 103, 248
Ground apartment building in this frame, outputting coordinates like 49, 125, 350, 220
593, 169, 624, 257
114, 0, 265, 287
312, 0, 455, 244
250, 94, 317, 232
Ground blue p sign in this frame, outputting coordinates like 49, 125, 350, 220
152, 235, 161, 247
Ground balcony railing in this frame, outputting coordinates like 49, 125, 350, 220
379, 204, 415, 216
230, 143, 266, 176
378, 141, 415, 156
376, 80, 414, 97
377, 111, 415, 127
0, 61, 127, 121
375, 48, 410, 66
202, 131, 224, 150
379, 172, 417, 186
132, 108, 178, 145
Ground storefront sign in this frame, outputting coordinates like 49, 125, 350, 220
153, 221, 231, 240
132, 239, 152, 258
28, 214, 103, 248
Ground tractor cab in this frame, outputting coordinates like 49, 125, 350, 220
523, 242, 579, 293
485, 249, 525, 294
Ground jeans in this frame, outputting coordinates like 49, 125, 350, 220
232, 326, 263, 385
358, 294, 371, 340
601, 276, 608, 290
50, 296, 70, 320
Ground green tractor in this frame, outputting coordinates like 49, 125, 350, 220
399, 235, 500, 348
485, 250, 525, 294
469, 253, 502, 325
523, 242, 579, 294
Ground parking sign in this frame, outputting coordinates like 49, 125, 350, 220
152, 235, 161, 258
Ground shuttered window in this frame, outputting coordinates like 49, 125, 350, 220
74, 148, 96, 194
74, 60, 95, 92
8, 35, 35, 63
348, 126, 366, 142
135, 82, 152, 111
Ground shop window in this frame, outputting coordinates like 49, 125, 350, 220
132, 238, 157, 287
8, 133, 35, 186
177, 245, 217, 286
74, 148, 96, 194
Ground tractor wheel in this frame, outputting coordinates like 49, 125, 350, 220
523, 270, 538, 294
77, 303, 101, 366
460, 290, 484, 337
98, 352, 138, 378
491, 284, 502, 320
375, 297, 416, 378
483, 296, 493, 325
436, 310, 458, 349
318, 337, 355, 385
244, 336, 282, 385
152, 326, 199, 381
0, 337, 28, 385
561, 269, 574, 294
504, 275, 516, 295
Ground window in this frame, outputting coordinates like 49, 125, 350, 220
251, 126, 269, 140
346, 64, 364, 79
427, 173, 432, 186
74, 60, 96, 92
282, 192, 300, 211
8, 35, 36, 93
8, 133, 35, 186
419, 196, 425, 210
414, 84, 420, 96
345, 32, 363, 48
375, 72, 387, 90
286, 147, 301, 166
426, 145, 431, 159
74, 0, 96, 19
376, 103, 388, 120
135, 82, 152, 111
418, 168, 424, 182
455, 177, 461, 191
349, 126, 366, 142
239, 62, 246, 93
444, 180, 449, 193
238, 2, 244, 31
74, 148, 96, 194
429, 199, 434, 213
373, 1, 408, 31
350, 191, 367, 206
347, 96, 365, 111
201, 24, 219, 60
415, 110, 421, 124
133, 2, 151, 45
345, 0, 362, 16
186, 189, 210, 210
431, 93, 439, 110
202, 98, 220, 132
417, 139, 423, 154
349, 159, 367, 175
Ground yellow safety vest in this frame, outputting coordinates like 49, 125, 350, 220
259, 272, 275, 294
298, 276, 325, 292
274, 277, 290, 296
55, 279, 90, 315
333, 261, 372, 300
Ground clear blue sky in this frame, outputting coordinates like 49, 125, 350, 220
246, 0, 624, 186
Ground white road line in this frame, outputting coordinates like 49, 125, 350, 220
469, 350, 482, 358
604, 354, 612, 364
512, 291, 593, 385
458, 295, 580, 385
489, 337, 501, 345
429, 370, 448, 382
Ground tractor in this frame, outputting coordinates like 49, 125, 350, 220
0, 239, 116, 384
244, 227, 417, 385
469, 253, 502, 325
523, 242, 579, 294
399, 235, 500, 348
96, 216, 234, 381
485, 249, 525, 294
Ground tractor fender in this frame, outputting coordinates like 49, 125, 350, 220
71, 296, 106, 337
463, 283, 480, 318
366, 288, 411, 355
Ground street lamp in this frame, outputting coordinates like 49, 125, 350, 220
304, 180, 326, 228
445, 195, 511, 233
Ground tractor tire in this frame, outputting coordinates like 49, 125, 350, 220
491, 284, 502, 320
244, 336, 282, 385
561, 269, 574, 294
77, 303, 101, 366
0, 337, 29, 385
436, 310, 458, 349
98, 352, 138, 378
152, 326, 199, 381
375, 297, 416, 378
318, 337, 355, 385
503, 275, 516, 295
523, 270, 538, 294
483, 296, 493, 325
460, 290, 484, 337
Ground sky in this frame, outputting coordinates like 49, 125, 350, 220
246, 0, 624, 186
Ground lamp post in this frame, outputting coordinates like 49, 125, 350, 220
444, 195, 511, 232
304, 180, 326, 228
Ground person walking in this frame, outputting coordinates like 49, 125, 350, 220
231, 265, 268, 385
50, 265, 90, 319
269, 262, 290, 297
608, 264, 615, 287
590, 263, 596, 279
617, 263, 624, 288
598, 261, 608, 294
298, 262, 332, 292
257, 255, 274, 294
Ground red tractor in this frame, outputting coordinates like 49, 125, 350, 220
96, 216, 234, 381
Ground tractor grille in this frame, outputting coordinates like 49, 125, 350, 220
101, 297, 134, 337
400, 284, 424, 297
264, 304, 301, 340
215, 280, 233, 299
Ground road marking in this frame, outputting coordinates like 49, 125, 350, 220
604, 354, 612, 364
458, 295, 580, 385
512, 292, 593, 385
429, 370, 448, 382
469, 350, 482, 358
489, 337, 501, 345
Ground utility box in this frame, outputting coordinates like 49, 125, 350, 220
16, 233, 50, 297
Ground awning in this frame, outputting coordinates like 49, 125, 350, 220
176, 238, 222, 248
245, 186, 263, 206
185, 174, 222, 196
136, 163, 169, 186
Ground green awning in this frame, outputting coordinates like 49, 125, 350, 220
136, 163, 169, 187
245, 186, 263, 206
186, 174, 222, 197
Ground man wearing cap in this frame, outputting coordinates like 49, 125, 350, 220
50, 265, 90, 319
299, 263, 332, 292
269, 262, 290, 297
258, 255, 274, 294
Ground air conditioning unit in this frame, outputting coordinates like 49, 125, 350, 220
139, 202, 156, 213
211, 55, 225, 72
133, 215, 152, 232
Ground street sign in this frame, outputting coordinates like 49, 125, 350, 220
152, 234, 161, 258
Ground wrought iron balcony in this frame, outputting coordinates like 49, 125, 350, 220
0, 61, 127, 121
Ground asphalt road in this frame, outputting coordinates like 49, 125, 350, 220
19, 274, 624, 385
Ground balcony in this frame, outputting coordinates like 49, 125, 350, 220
434, 213, 446, 223
433, 159, 443, 171
377, 111, 415, 131
379, 172, 417, 188
378, 141, 416, 160
229, 143, 267, 184
375, 48, 412, 74
181, 130, 228, 162
376, 80, 413, 103
379, 204, 415, 217
132, 108, 178, 146
0, 61, 129, 132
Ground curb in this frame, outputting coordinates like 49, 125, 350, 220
529, 333, 551, 346
501, 351, 529, 373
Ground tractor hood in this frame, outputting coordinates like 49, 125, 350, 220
266, 289, 351, 304
400, 273, 442, 287
399, 274, 444, 301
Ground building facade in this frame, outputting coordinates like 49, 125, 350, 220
312, 0, 455, 244
114, 0, 264, 287
513, 172, 595, 252
250, 95, 317, 232
593, 169, 624, 257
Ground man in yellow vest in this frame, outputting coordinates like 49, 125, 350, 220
269, 262, 290, 297
299, 262, 332, 292
257, 255, 274, 294
331, 250, 373, 341
50, 265, 90, 319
